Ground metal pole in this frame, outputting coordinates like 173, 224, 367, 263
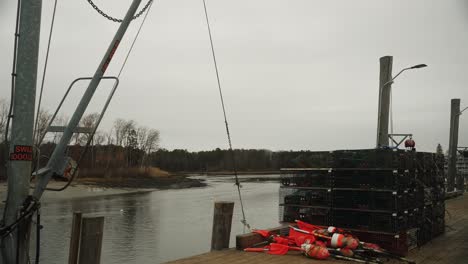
447, 98, 460, 192
1, 0, 43, 263
33, 0, 142, 200
376, 56, 393, 147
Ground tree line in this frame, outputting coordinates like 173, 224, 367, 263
149, 148, 329, 172
1, 98, 452, 177
1, 98, 316, 174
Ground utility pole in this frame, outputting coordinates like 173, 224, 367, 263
376, 56, 393, 147
447, 98, 461, 192
1, 1, 43, 263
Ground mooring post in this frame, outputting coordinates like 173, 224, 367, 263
447, 98, 461, 192
376, 56, 393, 148
211, 201, 234, 250
78, 216, 104, 264
68, 212, 83, 264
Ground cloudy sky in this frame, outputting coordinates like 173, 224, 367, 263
1, 0, 467, 152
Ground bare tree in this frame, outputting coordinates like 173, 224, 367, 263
113, 118, 126, 146
51, 114, 69, 144
140, 128, 160, 167
34, 109, 52, 146
79, 112, 100, 145
104, 130, 114, 145
145, 129, 160, 154
136, 126, 148, 151
122, 120, 136, 147
0, 98, 9, 141
93, 131, 105, 145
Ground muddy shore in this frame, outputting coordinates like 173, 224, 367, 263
76, 174, 207, 189
0, 175, 207, 206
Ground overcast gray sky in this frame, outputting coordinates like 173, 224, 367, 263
1, 0, 467, 152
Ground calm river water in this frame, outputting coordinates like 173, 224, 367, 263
34, 175, 280, 263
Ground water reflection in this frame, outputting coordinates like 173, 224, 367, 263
34, 176, 279, 263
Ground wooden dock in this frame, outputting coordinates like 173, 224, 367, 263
167, 194, 468, 264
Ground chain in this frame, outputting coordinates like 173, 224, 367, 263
86, 0, 153, 23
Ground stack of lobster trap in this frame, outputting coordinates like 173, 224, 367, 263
279, 148, 445, 255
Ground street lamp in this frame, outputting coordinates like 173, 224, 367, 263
376, 57, 428, 148
385, 63, 427, 147
383, 64, 428, 86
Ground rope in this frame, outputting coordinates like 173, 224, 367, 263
33, 0, 58, 153
202, 0, 250, 231
45, 0, 154, 192
34, 208, 41, 264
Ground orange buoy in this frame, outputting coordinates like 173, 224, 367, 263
330, 233, 345, 248
314, 240, 326, 248
343, 236, 359, 249
301, 243, 330, 260
294, 235, 315, 246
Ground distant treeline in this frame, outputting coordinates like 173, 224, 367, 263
149, 148, 326, 172
0, 143, 328, 178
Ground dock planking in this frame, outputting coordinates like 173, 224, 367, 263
166, 194, 468, 264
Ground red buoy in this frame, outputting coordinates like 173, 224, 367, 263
405, 138, 415, 148
301, 244, 330, 260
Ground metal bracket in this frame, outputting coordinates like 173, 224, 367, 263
33, 76, 119, 177
31, 167, 51, 178
458, 106, 468, 116
388, 133, 413, 148
457, 147, 468, 157
37, 76, 119, 145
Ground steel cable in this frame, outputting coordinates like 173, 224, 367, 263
202, 0, 250, 231
33, 0, 58, 175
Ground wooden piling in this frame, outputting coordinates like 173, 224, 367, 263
376, 56, 393, 147
68, 211, 83, 264
211, 201, 234, 250
447, 98, 461, 192
78, 216, 105, 264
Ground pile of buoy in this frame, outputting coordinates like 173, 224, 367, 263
244, 220, 415, 264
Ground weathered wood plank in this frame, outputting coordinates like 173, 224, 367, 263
236, 225, 289, 250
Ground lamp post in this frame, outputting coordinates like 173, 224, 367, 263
376, 56, 427, 148
448, 99, 466, 192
